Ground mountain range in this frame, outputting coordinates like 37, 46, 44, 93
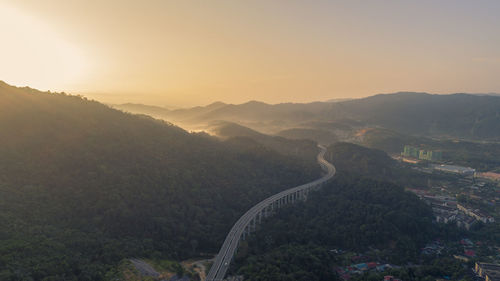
114, 92, 500, 140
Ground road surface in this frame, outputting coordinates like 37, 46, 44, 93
206, 145, 336, 281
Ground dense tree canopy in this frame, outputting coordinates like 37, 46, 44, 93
235, 175, 435, 280
326, 142, 437, 187
0, 82, 318, 280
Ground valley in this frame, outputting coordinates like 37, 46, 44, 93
1, 81, 500, 281
3, 2, 500, 280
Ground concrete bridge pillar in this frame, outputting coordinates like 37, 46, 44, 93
242, 225, 248, 240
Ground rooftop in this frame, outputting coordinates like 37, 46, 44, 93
478, 263, 500, 281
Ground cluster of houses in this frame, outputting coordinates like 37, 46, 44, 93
422, 238, 480, 259
457, 203, 495, 223
474, 262, 500, 281
459, 238, 478, 258
421, 240, 444, 255
476, 172, 500, 182
335, 262, 397, 280
407, 189, 494, 229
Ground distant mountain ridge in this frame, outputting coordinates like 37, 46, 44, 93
208, 121, 320, 162
331, 92, 500, 138
114, 91, 500, 139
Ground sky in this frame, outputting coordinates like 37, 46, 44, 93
1, 0, 500, 107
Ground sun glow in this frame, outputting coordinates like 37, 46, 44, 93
0, 3, 89, 91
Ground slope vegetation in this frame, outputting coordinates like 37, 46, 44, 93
332, 92, 500, 139
116, 92, 500, 139
0, 81, 317, 280
208, 121, 319, 164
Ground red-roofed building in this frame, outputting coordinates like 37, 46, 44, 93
465, 250, 476, 257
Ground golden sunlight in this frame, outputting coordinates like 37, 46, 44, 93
0, 3, 89, 91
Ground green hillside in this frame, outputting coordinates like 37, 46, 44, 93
236, 176, 435, 281
208, 121, 319, 163
0, 81, 317, 280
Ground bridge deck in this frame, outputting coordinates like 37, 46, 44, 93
206, 145, 336, 281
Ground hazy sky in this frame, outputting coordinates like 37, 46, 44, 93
1, 0, 500, 106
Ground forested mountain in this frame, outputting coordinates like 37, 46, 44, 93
115, 92, 500, 140
330, 92, 500, 139
111, 103, 172, 119
187, 101, 324, 124
113, 101, 335, 134
233, 142, 440, 281
208, 121, 319, 163
325, 142, 396, 179
0, 81, 318, 280
276, 128, 338, 145
116, 101, 229, 121
235, 176, 435, 281
358, 128, 500, 172
325, 142, 465, 188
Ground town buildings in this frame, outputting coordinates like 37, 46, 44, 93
476, 172, 500, 182
457, 204, 495, 223
411, 192, 494, 229
402, 145, 443, 161
431, 164, 476, 176
475, 262, 500, 281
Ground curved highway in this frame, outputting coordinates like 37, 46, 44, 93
206, 145, 336, 281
